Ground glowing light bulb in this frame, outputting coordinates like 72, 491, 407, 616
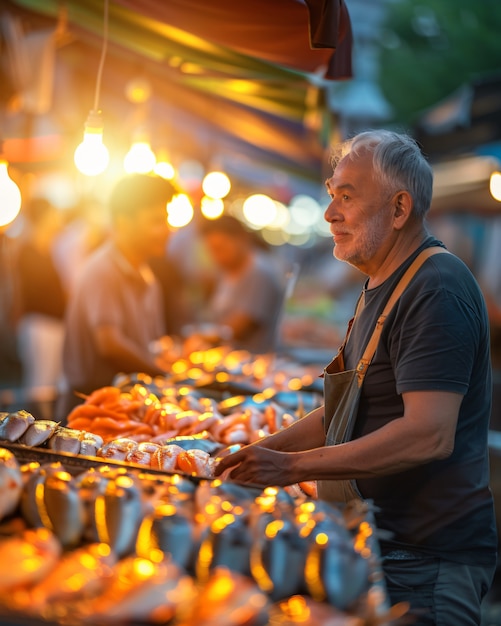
490, 171, 501, 202
167, 193, 194, 228
74, 111, 109, 176
123, 141, 156, 174
202, 171, 231, 199
0, 159, 22, 228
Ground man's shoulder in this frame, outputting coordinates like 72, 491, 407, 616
415, 247, 478, 292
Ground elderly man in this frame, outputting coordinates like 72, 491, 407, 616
216, 130, 497, 624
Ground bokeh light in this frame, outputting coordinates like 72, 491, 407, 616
123, 141, 156, 174
267, 201, 290, 230
201, 196, 224, 219
167, 193, 194, 227
154, 160, 175, 180
289, 194, 322, 228
242, 193, 277, 228
0, 160, 22, 228
202, 171, 231, 199
490, 171, 501, 202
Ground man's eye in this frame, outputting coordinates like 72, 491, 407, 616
342, 194, 350, 201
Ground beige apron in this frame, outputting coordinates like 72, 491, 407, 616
317, 247, 448, 504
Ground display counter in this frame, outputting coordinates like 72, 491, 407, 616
0, 347, 404, 625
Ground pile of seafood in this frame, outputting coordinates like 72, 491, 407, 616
0, 447, 405, 625
66, 382, 299, 446
0, 370, 320, 480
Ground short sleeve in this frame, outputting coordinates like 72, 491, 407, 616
391, 286, 480, 396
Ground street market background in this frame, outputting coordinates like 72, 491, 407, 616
1, 2, 501, 622
1, 0, 501, 395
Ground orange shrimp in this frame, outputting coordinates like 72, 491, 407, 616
90, 418, 142, 436
66, 417, 92, 431
84, 386, 121, 406
142, 404, 162, 425
66, 404, 123, 420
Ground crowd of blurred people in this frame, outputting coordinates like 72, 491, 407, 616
13, 198, 66, 408
0, 174, 288, 421
1, 174, 501, 427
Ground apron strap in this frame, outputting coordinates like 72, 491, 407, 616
355, 246, 449, 384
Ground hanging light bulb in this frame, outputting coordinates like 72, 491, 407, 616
123, 138, 156, 174
74, 0, 110, 176
0, 156, 22, 229
74, 110, 110, 176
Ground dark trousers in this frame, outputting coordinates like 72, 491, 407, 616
383, 552, 496, 625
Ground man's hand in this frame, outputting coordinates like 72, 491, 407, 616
215, 445, 296, 487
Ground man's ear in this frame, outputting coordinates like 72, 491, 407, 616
393, 191, 413, 229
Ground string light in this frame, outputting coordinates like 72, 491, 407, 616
490, 171, 501, 202
202, 171, 231, 199
0, 151, 22, 229
74, 0, 110, 176
167, 193, 194, 228
123, 137, 156, 174
154, 150, 175, 180
200, 196, 224, 219
242, 193, 276, 228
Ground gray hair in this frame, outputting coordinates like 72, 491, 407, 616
330, 130, 433, 218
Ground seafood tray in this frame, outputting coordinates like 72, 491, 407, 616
0, 382, 305, 481
0, 446, 401, 626
0, 441, 204, 480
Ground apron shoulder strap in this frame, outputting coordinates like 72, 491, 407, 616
355, 246, 449, 384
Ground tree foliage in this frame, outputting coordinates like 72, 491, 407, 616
379, 0, 501, 124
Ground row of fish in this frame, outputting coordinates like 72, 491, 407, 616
0, 410, 102, 451
0, 409, 231, 477
0, 447, 402, 624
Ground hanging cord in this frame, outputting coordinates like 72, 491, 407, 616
92, 0, 109, 112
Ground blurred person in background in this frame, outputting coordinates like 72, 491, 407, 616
0, 231, 21, 393
53, 199, 108, 294
149, 247, 194, 338
56, 174, 178, 421
13, 197, 66, 416
196, 214, 284, 354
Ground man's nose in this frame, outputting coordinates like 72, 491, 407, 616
324, 199, 339, 223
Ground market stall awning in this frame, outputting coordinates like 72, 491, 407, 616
1, 0, 353, 195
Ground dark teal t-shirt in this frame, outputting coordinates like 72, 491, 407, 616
343, 237, 497, 567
